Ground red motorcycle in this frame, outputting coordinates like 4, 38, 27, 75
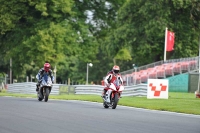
102, 78, 124, 109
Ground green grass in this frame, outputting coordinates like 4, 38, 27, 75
0, 90, 200, 115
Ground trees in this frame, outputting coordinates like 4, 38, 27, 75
0, 0, 122, 83
0, 0, 99, 82
1, 0, 200, 84
105, 0, 200, 68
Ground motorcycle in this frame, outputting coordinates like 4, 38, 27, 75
102, 78, 124, 109
37, 74, 53, 102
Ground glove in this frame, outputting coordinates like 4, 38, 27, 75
106, 83, 110, 87
39, 79, 42, 82
51, 77, 54, 83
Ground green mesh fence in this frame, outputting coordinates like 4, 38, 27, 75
167, 74, 189, 92
188, 73, 200, 93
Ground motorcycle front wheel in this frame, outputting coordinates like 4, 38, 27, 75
103, 101, 109, 108
112, 93, 119, 109
44, 88, 50, 102
38, 96, 43, 101
38, 89, 43, 101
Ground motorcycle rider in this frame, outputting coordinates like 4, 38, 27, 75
36, 62, 54, 92
102, 65, 123, 98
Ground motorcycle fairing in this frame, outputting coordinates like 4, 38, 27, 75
40, 75, 52, 87
105, 89, 112, 103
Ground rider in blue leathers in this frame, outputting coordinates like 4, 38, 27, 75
36, 62, 54, 92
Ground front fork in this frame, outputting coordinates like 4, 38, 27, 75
111, 91, 121, 99
104, 90, 122, 103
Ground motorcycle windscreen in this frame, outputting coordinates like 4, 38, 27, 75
118, 86, 124, 91
113, 79, 121, 90
41, 74, 52, 87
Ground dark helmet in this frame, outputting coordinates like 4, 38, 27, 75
112, 65, 120, 74
44, 63, 51, 72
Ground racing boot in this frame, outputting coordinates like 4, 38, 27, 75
101, 89, 107, 99
119, 92, 122, 98
36, 86, 39, 92
36, 82, 40, 92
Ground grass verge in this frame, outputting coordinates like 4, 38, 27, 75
0, 91, 200, 115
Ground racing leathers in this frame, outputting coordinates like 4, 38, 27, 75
102, 71, 123, 98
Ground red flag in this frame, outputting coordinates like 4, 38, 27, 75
166, 30, 175, 51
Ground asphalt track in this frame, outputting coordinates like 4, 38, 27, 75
0, 97, 200, 133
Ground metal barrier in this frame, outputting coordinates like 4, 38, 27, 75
6, 82, 147, 97
74, 84, 147, 96
7, 82, 61, 95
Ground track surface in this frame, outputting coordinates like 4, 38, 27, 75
0, 97, 199, 133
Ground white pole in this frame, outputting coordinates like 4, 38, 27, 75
132, 64, 136, 85
86, 63, 93, 85
164, 27, 168, 62
26, 76, 29, 82
68, 78, 70, 85
135, 67, 137, 85
126, 76, 128, 86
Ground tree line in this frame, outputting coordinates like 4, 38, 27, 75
0, 0, 200, 84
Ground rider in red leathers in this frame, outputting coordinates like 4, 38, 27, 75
102, 65, 123, 98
